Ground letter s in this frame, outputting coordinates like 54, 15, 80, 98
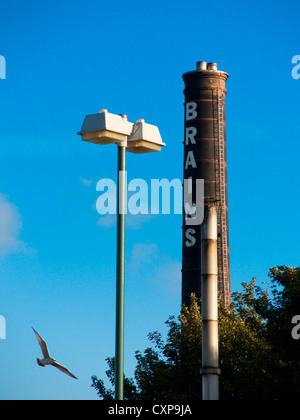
185, 228, 196, 247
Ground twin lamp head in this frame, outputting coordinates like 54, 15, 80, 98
78, 109, 165, 154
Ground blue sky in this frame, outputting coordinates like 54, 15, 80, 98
0, 0, 299, 400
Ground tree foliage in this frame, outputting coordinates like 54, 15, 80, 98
92, 266, 300, 400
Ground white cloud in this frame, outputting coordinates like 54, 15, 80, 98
128, 242, 181, 295
0, 194, 25, 257
97, 214, 116, 228
155, 259, 182, 295
126, 213, 154, 230
79, 177, 94, 187
128, 242, 158, 273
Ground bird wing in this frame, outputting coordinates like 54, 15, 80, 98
32, 327, 51, 359
52, 361, 78, 380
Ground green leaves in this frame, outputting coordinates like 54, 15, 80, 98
92, 266, 300, 400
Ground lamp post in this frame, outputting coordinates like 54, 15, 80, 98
78, 109, 165, 400
115, 144, 126, 400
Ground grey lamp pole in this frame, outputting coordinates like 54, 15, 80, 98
115, 145, 126, 400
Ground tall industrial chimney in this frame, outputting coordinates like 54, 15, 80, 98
182, 61, 231, 308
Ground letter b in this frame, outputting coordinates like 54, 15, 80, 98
186, 102, 197, 121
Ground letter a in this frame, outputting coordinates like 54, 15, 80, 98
96, 179, 117, 215
185, 151, 197, 169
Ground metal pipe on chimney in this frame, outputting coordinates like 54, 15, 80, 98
200, 205, 220, 400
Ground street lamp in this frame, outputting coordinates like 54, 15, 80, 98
78, 109, 165, 400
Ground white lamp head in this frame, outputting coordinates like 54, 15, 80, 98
127, 119, 166, 154
78, 109, 133, 146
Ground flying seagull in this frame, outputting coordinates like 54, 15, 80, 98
32, 327, 78, 380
